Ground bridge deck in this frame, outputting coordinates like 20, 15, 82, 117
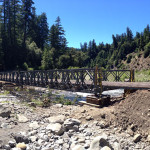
102, 81, 150, 90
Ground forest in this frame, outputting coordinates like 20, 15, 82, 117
0, 0, 150, 71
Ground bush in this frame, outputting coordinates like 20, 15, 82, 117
144, 42, 150, 58
22, 62, 28, 70
127, 55, 132, 63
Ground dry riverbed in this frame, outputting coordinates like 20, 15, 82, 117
0, 88, 150, 150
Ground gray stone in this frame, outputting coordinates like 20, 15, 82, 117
56, 139, 63, 145
17, 114, 28, 123
46, 115, 66, 124
64, 118, 81, 126
78, 137, 86, 143
101, 146, 111, 150
12, 148, 21, 150
133, 134, 142, 143
13, 134, 30, 144
72, 145, 85, 150
0, 105, 11, 118
89, 136, 112, 150
64, 118, 81, 131
29, 121, 40, 129
86, 116, 93, 121
55, 104, 63, 108
99, 120, 109, 129
30, 136, 37, 142
3, 144, 11, 150
147, 135, 150, 142
46, 123, 64, 135
8, 140, 16, 148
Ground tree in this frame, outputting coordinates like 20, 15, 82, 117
41, 48, 54, 70
126, 27, 133, 42
21, 0, 34, 45
112, 34, 118, 49
35, 13, 49, 50
49, 16, 67, 53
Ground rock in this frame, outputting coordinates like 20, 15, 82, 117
30, 136, 37, 142
17, 114, 28, 123
72, 145, 85, 150
86, 116, 93, 121
12, 148, 21, 150
113, 142, 120, 150
13, 134, 30, 144
147, 135, 150, 142
81, 109, 86, 113
101, 113, 106, 119
1, 123, 10, 129
8, 140, 16, 148
78, 137, 86, 143
46, 115, 66, 124
133, 134, 142, 143
28, 102, 36, 107
55, 104, 63, 107
99, 120, 109, 129
64, 118, 81, 131
46, 123, 64, 135
3, 144, 11, 150
16, 143, 27, 150
56, 139, 63, 145
29, 121, 40, 129
64, 118, 81, 126
0, 105, 11, 118
101, 146, 111, 150
89, 136, 112, 150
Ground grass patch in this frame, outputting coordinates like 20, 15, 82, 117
135, 69, 150, 82
0, 90, 10, 95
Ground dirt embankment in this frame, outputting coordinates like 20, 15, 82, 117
114, 90, 150, 136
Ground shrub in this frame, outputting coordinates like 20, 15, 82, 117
127, 55, 132, 63
22, 62, 28, 70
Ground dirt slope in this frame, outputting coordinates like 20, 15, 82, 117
114, 90, 150, 136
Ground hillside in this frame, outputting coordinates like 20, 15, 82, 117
122, 52, 150, 70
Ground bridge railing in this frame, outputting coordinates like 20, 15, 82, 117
0, 69, 134, 92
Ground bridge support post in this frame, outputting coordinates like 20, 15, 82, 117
131, 69, 135, 82
94, 66, 98, 96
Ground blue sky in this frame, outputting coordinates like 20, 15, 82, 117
34, 0, 150, 48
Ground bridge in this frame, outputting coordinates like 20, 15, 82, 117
0, 68, 141, 94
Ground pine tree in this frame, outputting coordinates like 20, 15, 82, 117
126, 27, 133, 42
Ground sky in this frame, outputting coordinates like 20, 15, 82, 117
33, 0, 150, 48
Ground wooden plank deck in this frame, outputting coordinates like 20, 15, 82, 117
102, 81, 150, 90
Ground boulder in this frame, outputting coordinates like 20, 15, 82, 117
64, 118, 81, 131
30, 136, 37, 142
133, 134, 142, 143
8, 140, 16, 148
0, 105, 11, 118
89, 136, 112, 150
13, 134, 30, 144
64, 118, 81, 126
17, 114, 28, 123
29, 121, 40, 129
46, 123, 64, 135
46, 115, 66, 124
147, 135, 150, 142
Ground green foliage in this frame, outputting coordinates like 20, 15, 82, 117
144, 42, 150, 58
22, 62, 28, 70
127, 55, 132, 63
54, 95, 74, 105
0, 0, 150, 71
135, 69, 150, 82
0, 90, 10, 96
